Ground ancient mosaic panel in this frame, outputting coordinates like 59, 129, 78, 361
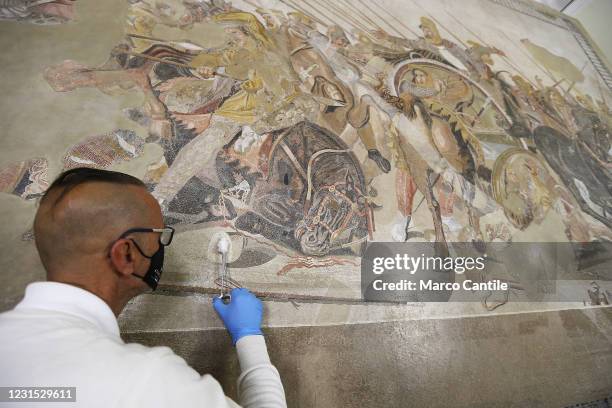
1, 0, 610, 303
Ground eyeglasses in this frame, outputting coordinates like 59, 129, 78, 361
118, 226, 175, 246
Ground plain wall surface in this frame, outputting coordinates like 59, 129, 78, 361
565, 0, 612, 66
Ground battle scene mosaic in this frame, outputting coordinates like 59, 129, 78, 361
1, 0, 611, 304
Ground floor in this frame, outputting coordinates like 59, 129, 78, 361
123, 306, 612, 408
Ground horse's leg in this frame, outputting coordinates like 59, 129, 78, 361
413, 166, 448, 256
437, 177, 455, 217
395, 168, 418, 241
391, 110, 449, 252
403, 176, 418, 240
460, 178, 486, 252
152, 115, 240, 210
351, 99, 391, 173
430, 117, 485, 249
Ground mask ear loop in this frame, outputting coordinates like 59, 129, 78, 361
129, 238, 155, 259
106, 237, 152, 267
127, 239, 159, 285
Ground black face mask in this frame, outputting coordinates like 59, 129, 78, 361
133, 243, 165, 290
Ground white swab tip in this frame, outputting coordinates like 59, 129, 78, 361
216, 236, 230, 254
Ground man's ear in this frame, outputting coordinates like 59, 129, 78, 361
109, 239, 137, 277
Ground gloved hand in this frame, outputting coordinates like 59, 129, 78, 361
213, 288, 263, 345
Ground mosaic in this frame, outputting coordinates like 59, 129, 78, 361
1, 0, 610, 301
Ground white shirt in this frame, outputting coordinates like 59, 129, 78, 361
0, 282, 286, 408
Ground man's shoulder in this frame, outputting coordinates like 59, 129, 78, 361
0, 307, 176, 361
0, 309, 192, 379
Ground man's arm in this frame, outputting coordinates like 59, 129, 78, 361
236, 336, 286, 407
127, 288, 285, 408
214, 288, 287, 408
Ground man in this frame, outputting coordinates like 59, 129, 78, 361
399, 68, 447, 99
0, 167, 286, 408
464, 40, 505, 82
152, 9, 298, 209
307, 24, 392, 173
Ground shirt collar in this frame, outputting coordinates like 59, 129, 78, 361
15, 281, 120, 338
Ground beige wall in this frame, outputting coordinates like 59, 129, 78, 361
565, 0, 612, 66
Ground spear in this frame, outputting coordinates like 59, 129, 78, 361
355, 0, 405, 38
126, 33, 205, 50
425, 12, 468, 48
310, 0, 370, 33
371, 0, 420, 38
563, 81, 576, 98
424, 10, 537, 89
240, 0, 262, 9
337, 0, 410, 45
278, 0, 330, 26
336, 0, 385, 33
551, 77, 566, 89
287, 0, 334, 26
111, 50, 233, 78
26, 0, 62, 6
333, 0, 377, 33
300, 0, 340, 27
444, 11, 539, 87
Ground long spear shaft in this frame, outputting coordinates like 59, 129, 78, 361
27, 0, 60, 7
336, 0, 385, 32
424, 10, 532, 86
330, 0, 374, 33
310, 0, 370, 32
564, 81, 576, 97
370, 0, 420, 38
405, 0, 448, 40
300, 0, 339, 26
355, 0, 405, 38
443, 11, 539, 87
126, 33, 205, 50
285, 0, 333, 26
278, 0, 329, 26
114, 50, 232, 78
240, 0, 261, 9
425, 13, 469, 48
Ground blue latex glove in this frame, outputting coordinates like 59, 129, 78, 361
213, 288, 263, 345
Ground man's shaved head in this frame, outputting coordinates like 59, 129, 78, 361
34, 168, 162, 275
